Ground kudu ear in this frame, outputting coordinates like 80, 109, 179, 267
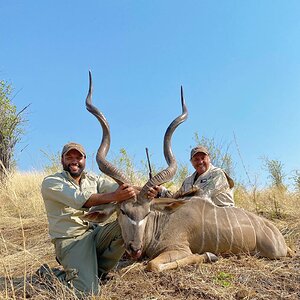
150, 198, 190, 213
81, 203, 117, 223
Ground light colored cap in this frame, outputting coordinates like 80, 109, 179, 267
61, 142, 86, 157
190, 146, 210, 159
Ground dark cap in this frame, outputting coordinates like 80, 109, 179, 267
61, 142, 86, 157
190, 146, 210, 159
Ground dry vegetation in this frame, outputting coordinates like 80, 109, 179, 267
0, 172, 299, 300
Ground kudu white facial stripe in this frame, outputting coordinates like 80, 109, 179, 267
128, 216, 146, 226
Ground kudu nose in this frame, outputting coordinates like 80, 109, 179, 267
128, 241, 142, 260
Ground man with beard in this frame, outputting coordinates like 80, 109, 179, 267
156, 146, 235, 207
41, 142, 151, 295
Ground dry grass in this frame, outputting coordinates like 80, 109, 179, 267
0, 172, 299, 299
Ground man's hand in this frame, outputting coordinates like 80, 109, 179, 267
84, 183, 137, 208
113, 183, 136, 202
147, 185, 161, 200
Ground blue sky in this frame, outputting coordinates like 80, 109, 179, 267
1, 1, 300, 188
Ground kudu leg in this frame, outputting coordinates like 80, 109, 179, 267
146, 250, 218, 272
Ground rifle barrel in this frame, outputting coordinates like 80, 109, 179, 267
145, 147, 153, 179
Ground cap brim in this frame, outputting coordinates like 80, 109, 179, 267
63, 148, 85, 156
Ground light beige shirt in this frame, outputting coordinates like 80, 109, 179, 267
41, 170, 118, 241
162, 164, 234, 207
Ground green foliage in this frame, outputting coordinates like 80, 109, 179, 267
139, 149, 188, 190
139, 151, 159, 182
0, 80, 27, 180
262, 157, 286, 190
292, 170, 300, 193
213, 271, 233, 287
173, 162, 189, 189
0, 82, 15, 135
112, 148, 145, 184
261, 157, 287, 217
193, 133, 234, 177
118, 148, 136, 183
109, 148, 187, 190
41, 150, 62, 174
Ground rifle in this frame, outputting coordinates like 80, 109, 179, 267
145, 147, 153, 179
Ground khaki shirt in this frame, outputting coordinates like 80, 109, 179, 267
41, 170, 118, 241
162, 164, 234, 207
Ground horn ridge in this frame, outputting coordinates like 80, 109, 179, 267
137, 87, 188, 202
85, 71, 131, 185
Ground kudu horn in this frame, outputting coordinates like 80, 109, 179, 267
85, 71, 131, 185
137, 86, 188, 202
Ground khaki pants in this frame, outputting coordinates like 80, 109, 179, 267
54, 220, 124, 295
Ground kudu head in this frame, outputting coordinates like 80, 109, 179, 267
85, 71, 188, 259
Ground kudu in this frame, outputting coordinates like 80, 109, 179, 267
84, 72, 291, 272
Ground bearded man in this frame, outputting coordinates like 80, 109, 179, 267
41, 142, 142, 295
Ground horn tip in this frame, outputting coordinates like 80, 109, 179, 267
180, 86, 185, 105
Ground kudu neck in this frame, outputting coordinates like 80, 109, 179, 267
143, 211, 170, 258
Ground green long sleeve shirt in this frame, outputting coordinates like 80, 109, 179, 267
41, 170, 118, 241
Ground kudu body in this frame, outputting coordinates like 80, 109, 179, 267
84, 72, 291, 272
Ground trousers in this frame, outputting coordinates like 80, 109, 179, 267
54, 220, 124, 295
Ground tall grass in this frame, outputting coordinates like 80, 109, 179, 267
0, 171, 52, 299
0, 171, 46, 218
0, 170, 299, 299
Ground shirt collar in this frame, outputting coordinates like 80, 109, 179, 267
61, 170, 87, 184
193, 163, 214, 180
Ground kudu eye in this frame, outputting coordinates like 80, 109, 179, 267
120, 209, 126, 215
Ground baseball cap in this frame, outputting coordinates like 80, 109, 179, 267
190, 146, 210, 159
61, 142, 86, 157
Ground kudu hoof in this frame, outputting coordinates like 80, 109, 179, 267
205, 252, 218, 263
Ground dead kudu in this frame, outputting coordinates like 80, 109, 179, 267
84, 72, 292, 272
